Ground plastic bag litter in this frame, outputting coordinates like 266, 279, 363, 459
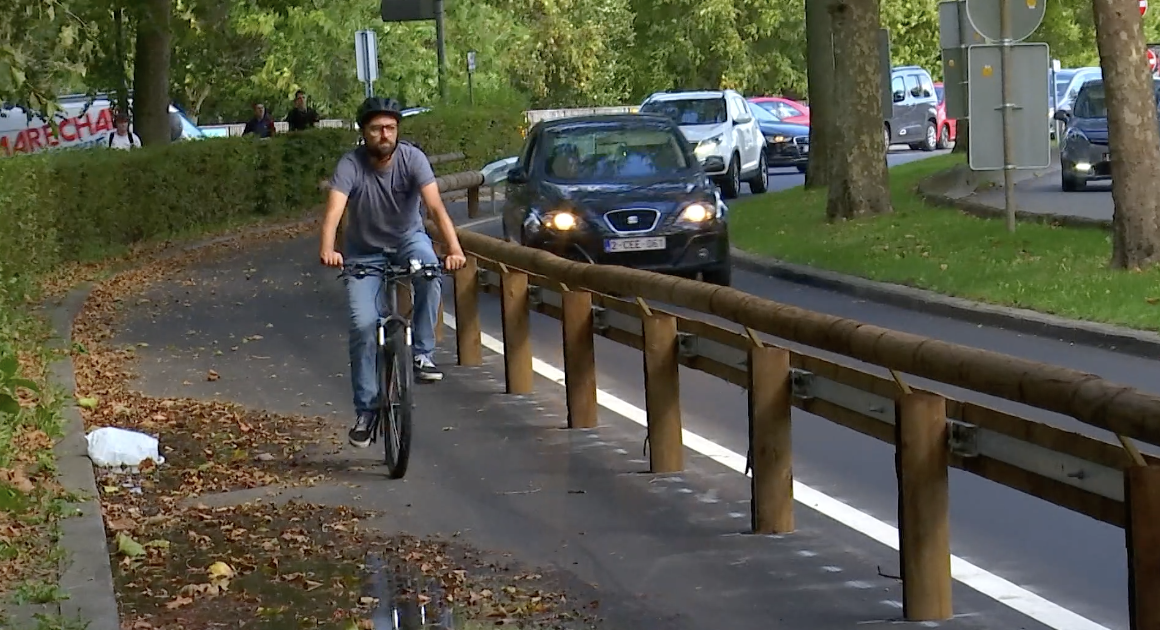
85, 427, 166, 468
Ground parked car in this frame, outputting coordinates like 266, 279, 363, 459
1054, 78, 1160, 191
747, 96, 810, 125
637, 89, 768, 198
750, 104, 810, 172
500, 113, 733, 286
0, 93, 204, 158
1056, 67, 1102, 114
932, 82, 957, 150
886, 65, 940, 151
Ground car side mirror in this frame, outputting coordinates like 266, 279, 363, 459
702, 155, 726, 172
893, 90, 906, 103
735, 115, 753, 125
506, 166, 527, 184
1053, 109, 1071, 122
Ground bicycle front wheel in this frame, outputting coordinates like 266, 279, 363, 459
381, 324, 414, 479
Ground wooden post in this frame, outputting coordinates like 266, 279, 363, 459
436, 298, 445, 343
642, 313, 682, 473
749, 345, 793, 534
896, 392, 952, 621
467, 186, 480, 218
1126, 465, 1160, 630
500, 269, 533, 394
561, 290, 597, 429
452, 257, 482, 366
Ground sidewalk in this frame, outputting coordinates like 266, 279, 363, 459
75, 231, 1054, 630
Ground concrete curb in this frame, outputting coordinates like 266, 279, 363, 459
730, 248, 1160, 360
43, 283, 120, 630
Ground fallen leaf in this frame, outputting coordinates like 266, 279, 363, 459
207, 370, 220, 382
116, 532, 146, 557
166, 596, 193, 610
77, 396, 99, 409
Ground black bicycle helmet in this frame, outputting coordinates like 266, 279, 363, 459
356, 96, 403, 128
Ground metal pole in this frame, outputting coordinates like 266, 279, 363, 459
435, 0, 448, 103
468, 71, 474, 105
957, 0, 969, 148
999, 0, 1017, 232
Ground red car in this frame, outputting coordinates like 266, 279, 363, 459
932, 82, 956, 149
747, 96, 810, 125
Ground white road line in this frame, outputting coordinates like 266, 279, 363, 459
455, 215, 502, 230
440, 311, 1113, 630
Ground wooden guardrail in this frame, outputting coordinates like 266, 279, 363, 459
414, 170, 1160, 628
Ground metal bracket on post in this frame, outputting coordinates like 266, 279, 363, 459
790, 368, 816, 400
591, 306, 609, 333
528, 285, 543, 308
948, 420, 980, 457
476, 268, 490, 288
677, 332, 698, 360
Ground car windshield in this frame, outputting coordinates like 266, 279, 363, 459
935, 85, 944, 103
541, 124, 692, 182
750, 105, 778, 123
752, 100, 803, 119
639, 97, 727, 125
1073, 82, 1160, 118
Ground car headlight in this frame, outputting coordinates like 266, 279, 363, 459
768, 135, 786, 143
679, 202, 714, 223
694, 135, 724, 158
546, 211, 578, 230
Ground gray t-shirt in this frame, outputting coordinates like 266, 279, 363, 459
329, 142, 436, 256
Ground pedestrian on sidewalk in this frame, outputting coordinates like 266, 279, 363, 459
107, 113, 142, 150
242, 103, 276, 138
317, 96, 468, 449
286, 90, 320, 131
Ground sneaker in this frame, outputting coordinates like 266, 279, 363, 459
348, 411, 376, 448
414, 355, 443, 382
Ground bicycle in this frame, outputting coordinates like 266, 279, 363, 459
340, 249, 444, 479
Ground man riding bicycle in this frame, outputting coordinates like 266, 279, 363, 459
319, 97, 467, 449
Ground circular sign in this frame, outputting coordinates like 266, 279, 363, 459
1143, 0, 1149, 16
1149, 48, 1157, 72
965, 0, 1047, 42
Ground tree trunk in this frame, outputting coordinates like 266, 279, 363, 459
114, 6, 131, 116
825, 0, 891, 221
805, 0, 836, 189
1092, 0, 1160, 269
952, 118, 969, 154
133, 0, 172, 146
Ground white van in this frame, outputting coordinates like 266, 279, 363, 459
0, 93, 205, 158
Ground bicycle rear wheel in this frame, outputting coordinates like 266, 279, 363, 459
381, 323, 414, 479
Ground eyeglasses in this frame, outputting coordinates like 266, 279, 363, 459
365, 124, 396, 135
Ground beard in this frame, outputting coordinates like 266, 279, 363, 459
365, 138, 397, 160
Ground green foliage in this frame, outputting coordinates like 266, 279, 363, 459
401, 106, 526, 168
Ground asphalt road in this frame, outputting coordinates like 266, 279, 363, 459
967, 166, 1113, 221
762, 146, 951, 193
463, 146, 1139, 630
113, 235, 1037, 630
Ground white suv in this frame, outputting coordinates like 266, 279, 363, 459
638, 89, 768, 198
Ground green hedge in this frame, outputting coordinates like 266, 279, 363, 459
0, 105, 523, 289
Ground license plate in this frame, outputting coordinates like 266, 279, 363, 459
605, 237, 666, 253
1103, 153, 1111, 162
800, 145, 809, 154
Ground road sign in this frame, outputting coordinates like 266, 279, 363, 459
1142, 0, 1148, 16
467, 51, 476, 72
355, 30, 378, 98
965, 0, 1046, 42
381, 0, 437, 22
968, 42, 1052, 170
942, 47, 968, 119
1150, 48, 1157, 73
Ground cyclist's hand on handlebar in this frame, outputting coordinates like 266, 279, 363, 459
320, 249, 344, 268
444, 252, 467, 271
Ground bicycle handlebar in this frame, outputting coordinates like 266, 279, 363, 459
338, 258, 446, 281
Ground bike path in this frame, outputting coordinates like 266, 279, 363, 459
109, 233, 1043, 630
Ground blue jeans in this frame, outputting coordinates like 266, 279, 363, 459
344, 231, 442, 413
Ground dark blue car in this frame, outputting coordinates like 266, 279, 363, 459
751, 103, 811, 172
1054, 78, 1160, 191
500, 114, 732, 286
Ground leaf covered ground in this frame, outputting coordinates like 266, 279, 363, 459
65, 217, 601, 629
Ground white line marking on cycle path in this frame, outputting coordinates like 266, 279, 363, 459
440, 311, 1112, 630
